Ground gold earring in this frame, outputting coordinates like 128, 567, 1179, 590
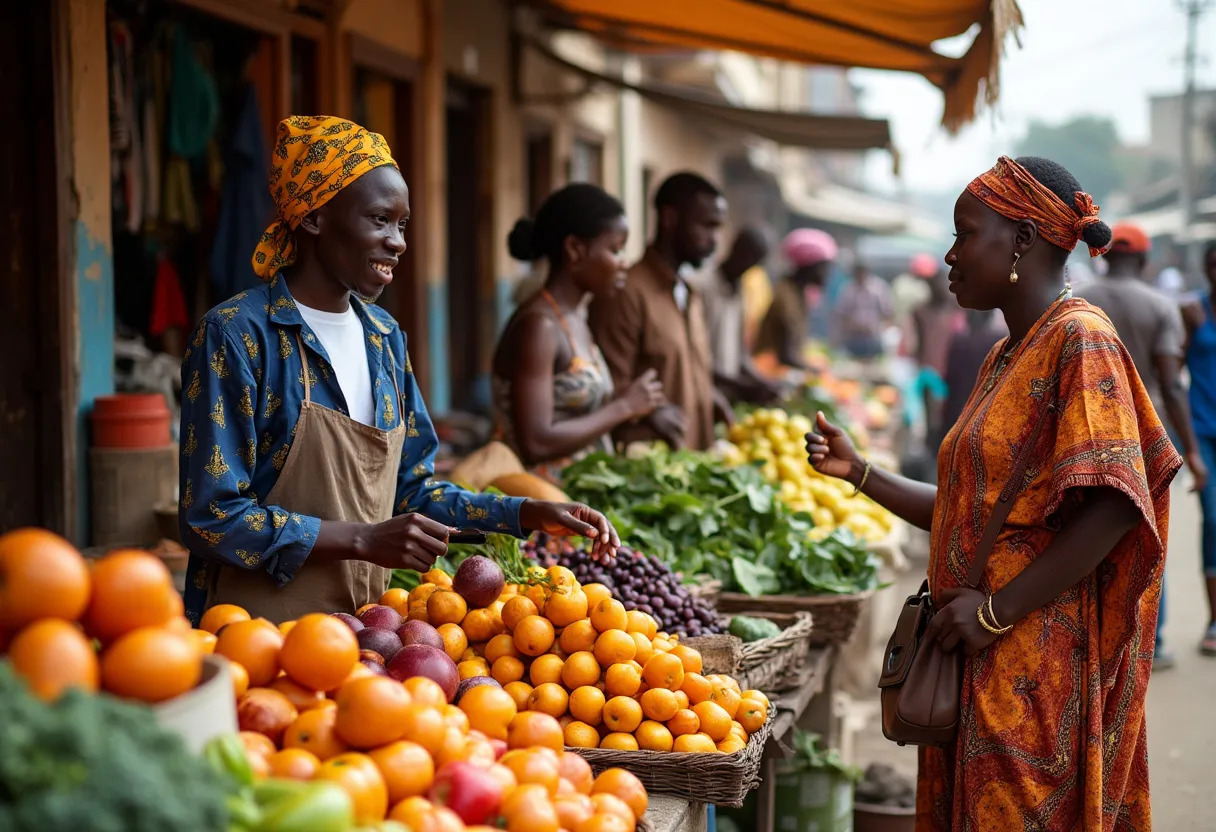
1010, 252, 1021, 284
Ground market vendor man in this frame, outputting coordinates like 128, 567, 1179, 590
179, 116, 618, 624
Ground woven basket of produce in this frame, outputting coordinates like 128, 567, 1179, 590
718, 591, 871, 647
680, 633, 743, 676
727, 611, 815, 692
567, 707, 774, 807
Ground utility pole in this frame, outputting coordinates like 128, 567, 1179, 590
1179, 0, 1211, 273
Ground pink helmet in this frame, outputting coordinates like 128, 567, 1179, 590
782, 228, 838, 268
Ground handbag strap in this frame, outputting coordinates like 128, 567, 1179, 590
963, 400, 1056, 589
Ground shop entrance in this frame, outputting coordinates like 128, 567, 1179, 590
445, 79, 493, 413
0, 0, 71, 534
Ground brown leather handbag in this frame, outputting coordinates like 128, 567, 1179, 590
877, 403, 1053, 747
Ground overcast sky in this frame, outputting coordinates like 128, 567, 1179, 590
854, 0, 1216, 195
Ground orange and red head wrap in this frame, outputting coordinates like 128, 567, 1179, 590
966, 156, 1107, 257
252, 115, 398, 281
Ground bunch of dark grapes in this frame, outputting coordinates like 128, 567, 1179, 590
523, 534, 722, 637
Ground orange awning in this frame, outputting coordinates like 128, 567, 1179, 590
524, 0, 1024, 132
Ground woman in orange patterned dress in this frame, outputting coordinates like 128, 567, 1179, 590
807, 156, 1180, 831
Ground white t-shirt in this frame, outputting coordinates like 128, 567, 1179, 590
295, 301, 376, 426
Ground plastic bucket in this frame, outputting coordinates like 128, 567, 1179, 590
91, 393, 171, 449
153, 655, 238, 755
774, 764, 854, 832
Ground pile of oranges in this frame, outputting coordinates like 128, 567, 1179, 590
0, 528, 205, 704
199, 605, 650, 830
397, 565, 772, 756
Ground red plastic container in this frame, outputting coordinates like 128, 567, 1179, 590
90, 394, 172, 449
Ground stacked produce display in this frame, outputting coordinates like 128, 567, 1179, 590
561, 448, 880, 598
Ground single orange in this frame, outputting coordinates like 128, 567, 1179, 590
529, 653, 565, 686
199, 603, 251, 635
403, 676, 448, 707
544, 588, 588, 628
556, 793, 595, 830
558, 619, 597, 654
581, 583, 612, 610
462, 607, 504, 642
737, 699, 768, 734
599, 732, 639, 751
673, 690, 690, 710
270, 674, 329, 711
368, 740, 435, 804
435, 622, 468, 663
593, 629, 637, 667
388, 796, 434, 827
84, 549, 181, 642
680, 672, 712, 705
397, 704, 446, 755
492, 655, 526, 685
379, 587, 411, 616
740, 689, 771, 708
527, 682, 570, 718
651, 637, 674, 654
0, 528, 91, 631
191, 629, 218, 654
502, 747, 561, 796
592, 768, 647, 819
239, 729, 277, 761
8, 618, 99, 701
334, 675, 413, 748
672, 733, 717, 753
267, 748, 321, 781
667, 709, 700, 737
564, 720, 600, 748
545, 565, 577, 588
642, 653, 684, 692
427, 590, 467, 627
422, 569, 453, 588
669, 645, 702, 675
485, 632, 520, 664
514, 615, 556, 657
407, 600, 430, 623
568, 685, 606, 726
460, 646, 480, 662
710, 684, 742, 719
561, 651, 602, 689
602, 696, 643, 735
100, 626, 201, 703
408, 582, 440, 606
315, 752, 389, 822
625, 611, 658, 639
215, 619, 284, 687
458, 658, 490, 680
434, 724, 470, 769
603, 662, 642, 698
635, 720, 674, 752
691, 701, 731, 741
228, 660, 250, 698
507, 711, 565, 752
279, 613, 359, 692
277, 620, 298, 637
640, 688, 679, 722
501, 596, 539, 632
460, 684, 518, 741
629, 632, 654, 665
283, 704, 350, 760
589, 599, 628, 634
503, 680, 534, 711
718, 736, 746, 754
501, 785, 561, 832
524, 581, 551, 613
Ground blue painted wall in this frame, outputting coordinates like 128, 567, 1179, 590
75, 220, 115, 541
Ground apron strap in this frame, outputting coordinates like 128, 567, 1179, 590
295, 333, 312, 404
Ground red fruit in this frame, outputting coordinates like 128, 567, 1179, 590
357, 605, 404, 632
429, 761, 505, 825
238, 688, 299, 745
332, 613, 364, 633
452, 556, 506, 609
387, 644, 460, 701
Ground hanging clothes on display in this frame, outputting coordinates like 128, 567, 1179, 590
209, 84, 273, 299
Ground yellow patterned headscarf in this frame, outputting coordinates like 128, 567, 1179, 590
252, 115, 397, 280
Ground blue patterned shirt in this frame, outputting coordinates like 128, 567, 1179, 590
179, 277, 524, 623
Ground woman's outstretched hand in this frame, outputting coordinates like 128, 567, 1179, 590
804, 411, 863, 483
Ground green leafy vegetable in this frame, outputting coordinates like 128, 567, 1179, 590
728, 616, 783, 642
788, 730, 863, 782
561, 447, 879, 596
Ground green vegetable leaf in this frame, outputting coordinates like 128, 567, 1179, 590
731, 557, 781, 597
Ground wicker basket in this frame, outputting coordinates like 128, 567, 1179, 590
730, 611, 815, 692
680, 633, 743, 676
718, 590, 872, 647
566, 708, 774, 807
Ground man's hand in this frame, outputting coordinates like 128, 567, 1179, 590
1187, 450, 1209, 493
520, 501, 620, 561
358, 514, 452, 572
649, 405, 687, 449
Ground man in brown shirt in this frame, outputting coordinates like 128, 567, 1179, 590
590, 172, 727, 450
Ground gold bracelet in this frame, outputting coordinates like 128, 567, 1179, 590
985, 596, 1010, 631
850, 460, 871, 497
976, 598, 1013, 636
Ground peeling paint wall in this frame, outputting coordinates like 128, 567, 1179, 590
69, 0, 114, 541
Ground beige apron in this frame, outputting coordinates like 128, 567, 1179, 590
207, 334, 406, 623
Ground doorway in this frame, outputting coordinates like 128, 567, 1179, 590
445, 79, 493, 413
0, 0, 70, 534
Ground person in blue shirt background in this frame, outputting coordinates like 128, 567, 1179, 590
179, 116, 617, 624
